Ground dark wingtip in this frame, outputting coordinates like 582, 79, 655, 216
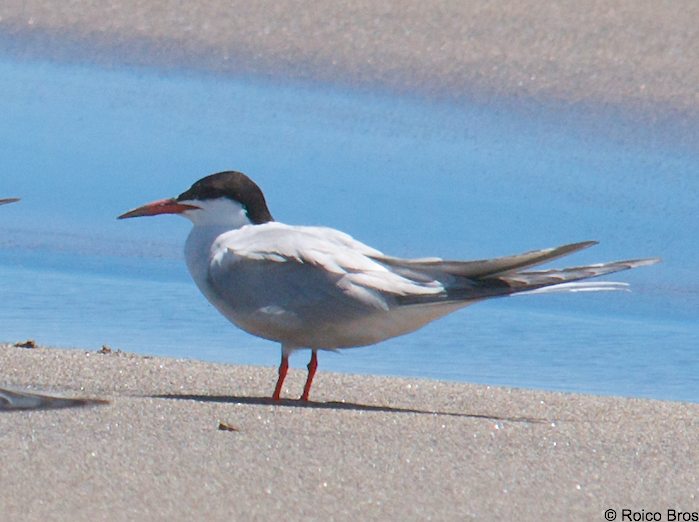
568, 240, 599, 250
623, 257, 662, 268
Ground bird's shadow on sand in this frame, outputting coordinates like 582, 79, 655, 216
153, 393, 549, 424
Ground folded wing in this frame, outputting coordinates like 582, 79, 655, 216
212, 223, 659, 312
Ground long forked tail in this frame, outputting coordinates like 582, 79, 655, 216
504, 258, 660, 296
395, 251, 660, 305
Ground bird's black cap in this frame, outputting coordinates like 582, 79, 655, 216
177, 171, 274, 224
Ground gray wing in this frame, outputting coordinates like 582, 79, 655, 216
209, 252, 389, 321
214, 225, 659, 311
207, 225, 445, 329
377, 241, 598, 280
217, 223, 443, 301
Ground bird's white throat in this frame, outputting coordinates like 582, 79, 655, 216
179, 197, 253, 229
181, 198, 254, 297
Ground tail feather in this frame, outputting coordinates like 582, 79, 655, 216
500, 258, 660, 290
396, 257, 660, 305
516, 281, 630, 295
380, 241, 598, 279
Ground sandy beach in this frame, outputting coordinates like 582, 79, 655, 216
1, 1, 698, 117
0, 1, 696, 154
2, 343, 699, 520
1, 1, 697, 520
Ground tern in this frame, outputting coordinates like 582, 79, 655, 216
119, 171, 659, 401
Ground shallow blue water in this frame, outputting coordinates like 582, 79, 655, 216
0, 57, 697, 401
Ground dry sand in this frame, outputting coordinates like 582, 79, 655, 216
2, 343, 698, 521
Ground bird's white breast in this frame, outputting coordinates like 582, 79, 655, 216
184, 226, 238, 314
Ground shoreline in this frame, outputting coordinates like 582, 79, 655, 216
2, 330, 696, 405
2, 343, 698, 519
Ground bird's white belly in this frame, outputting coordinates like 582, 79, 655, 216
203, 291, 471, 349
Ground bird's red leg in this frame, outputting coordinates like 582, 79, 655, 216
272, 353, 289, 401
300, 350, 318, 402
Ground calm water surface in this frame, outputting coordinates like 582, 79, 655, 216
0, 57, 697, 401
